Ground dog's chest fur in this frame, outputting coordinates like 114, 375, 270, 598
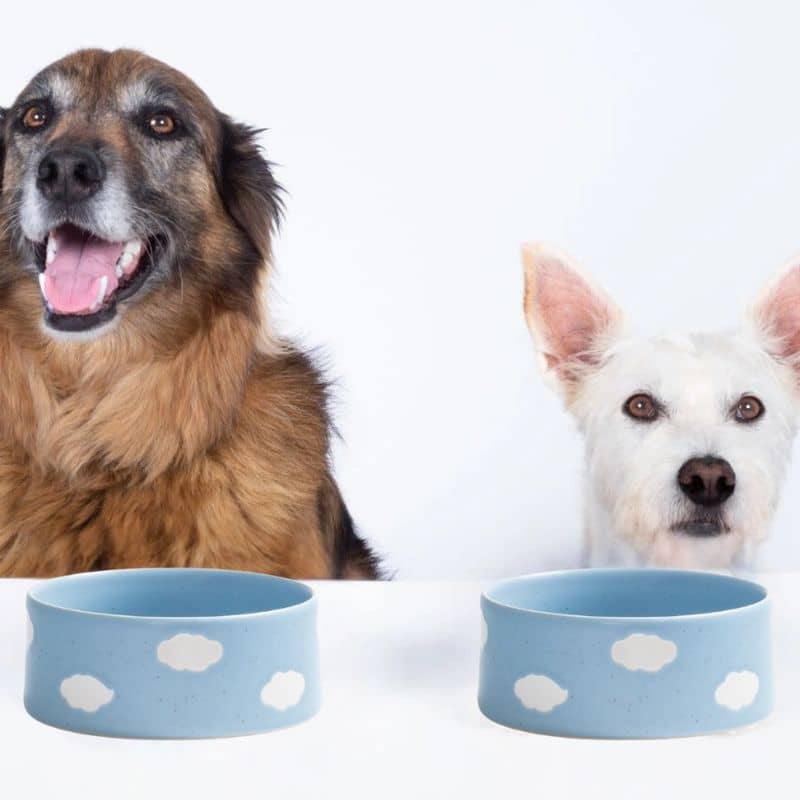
0, 288, 334, 578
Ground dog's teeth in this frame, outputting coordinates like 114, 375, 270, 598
114, 241, 141, 277
46, 237, 57, 265
90, 276, 108, 312
38, 274, 54, 311
124, 240, 142, 258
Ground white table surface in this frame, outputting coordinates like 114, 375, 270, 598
1, 575, 798, 799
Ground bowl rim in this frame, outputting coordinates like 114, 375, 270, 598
482, 567, 769, 622
27, 567, 316, 622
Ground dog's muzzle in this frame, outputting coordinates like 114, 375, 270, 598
29, 144, 160, 333
674, 455, 735, 537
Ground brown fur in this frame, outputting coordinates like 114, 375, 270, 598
0, 50, 380, 578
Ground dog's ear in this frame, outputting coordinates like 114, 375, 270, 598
216, 114, 283, 262
522, 242, 626, 396
747, 260, 800, 370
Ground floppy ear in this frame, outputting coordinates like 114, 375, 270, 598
216, 114, 283, 262
747, 258, 800, 373
522, 242, 626, 398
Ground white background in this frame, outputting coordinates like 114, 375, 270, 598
3, 1, 800, 576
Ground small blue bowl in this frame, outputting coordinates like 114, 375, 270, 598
479, 568, 772, 738
24, 568, 320, 738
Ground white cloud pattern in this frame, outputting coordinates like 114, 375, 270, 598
157, 633, 223, 672
260, 670, 306, 711
60, 674, 114, 712
611, 633, 677, 672
514, 674, 569, 713
715, 671, 759, 711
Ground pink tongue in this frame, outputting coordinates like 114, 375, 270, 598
44, 227, 124, 315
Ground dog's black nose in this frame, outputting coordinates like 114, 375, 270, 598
677, 456, 736, 506
36, 146, 105, 203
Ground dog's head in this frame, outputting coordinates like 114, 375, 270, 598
0, 49, 280, 339
522, 243, 800, 568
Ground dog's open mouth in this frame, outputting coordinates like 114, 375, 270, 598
33, 224, 157, 332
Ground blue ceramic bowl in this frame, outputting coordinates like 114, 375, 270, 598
24, 568, 320, 738
478, 568, 772, 738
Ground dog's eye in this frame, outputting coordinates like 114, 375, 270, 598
148, 112, 177, 136
21, 104, 49, 131
733, 395, 764, 423
624, 393, 660, 422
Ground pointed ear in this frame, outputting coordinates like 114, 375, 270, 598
216, 114, 283, 262
522, 242, 626, 397
747, 259, 800, 372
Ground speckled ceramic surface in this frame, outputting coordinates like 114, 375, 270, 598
24, 568, 320, 738
478, 568, 772, 738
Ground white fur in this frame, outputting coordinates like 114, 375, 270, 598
21, 172, 135, 245
523, 243, 800, 569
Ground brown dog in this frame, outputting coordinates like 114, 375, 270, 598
0, 49, 380, 578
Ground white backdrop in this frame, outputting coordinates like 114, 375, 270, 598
2, 1, 800, 576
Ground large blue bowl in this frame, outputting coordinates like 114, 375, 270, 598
478, 568, 772, 738
24, 568, 320, 738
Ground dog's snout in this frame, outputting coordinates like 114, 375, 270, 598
677, 456, 736, 507
36, 146, 106, 204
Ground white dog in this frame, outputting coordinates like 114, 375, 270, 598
522, 243, 800, 569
